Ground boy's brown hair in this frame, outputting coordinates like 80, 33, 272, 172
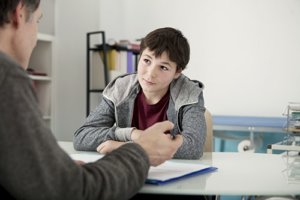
140, 27, 190, 71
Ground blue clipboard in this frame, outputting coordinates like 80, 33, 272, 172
145, 166, 218, 185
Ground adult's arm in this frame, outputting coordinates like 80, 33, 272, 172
0, 70, 149, 200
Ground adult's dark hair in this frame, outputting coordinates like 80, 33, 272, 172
0, 0, 40, 27
140, 27, 190, 71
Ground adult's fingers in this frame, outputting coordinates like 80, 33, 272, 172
149, 121, 174, 133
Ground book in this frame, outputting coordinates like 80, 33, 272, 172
70, 153, 217, 185
102, 49, 118, 71
90, 51, 106, 89
127, 51, 135, 73
119, 50, 128, 74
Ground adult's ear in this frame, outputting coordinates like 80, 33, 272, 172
12, 2, 25, 27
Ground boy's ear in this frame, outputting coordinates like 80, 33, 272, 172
174, 69, 182, 79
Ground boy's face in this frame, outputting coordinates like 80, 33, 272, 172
137, 48, 181, 98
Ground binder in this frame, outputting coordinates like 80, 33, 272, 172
146, 161, 217, 185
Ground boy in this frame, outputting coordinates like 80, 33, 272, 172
74, 27, 206, 159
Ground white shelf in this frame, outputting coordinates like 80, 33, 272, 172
37, 33, 54, 42
28, 0, 55, 131
43, 116, 51, 120
269, 140, 300, 152
29, 75, 51, 81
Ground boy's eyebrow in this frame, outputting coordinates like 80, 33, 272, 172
143, 54, 152, 59
160, 61, 172, 67
142, 52, 156, 59
143, 52, 173, 67
157, 56, 173, 66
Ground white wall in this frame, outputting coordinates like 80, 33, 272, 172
54, 0, 100, 140
54, 0, 300, 141
99, 0, 300, 117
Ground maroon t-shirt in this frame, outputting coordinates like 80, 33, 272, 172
131, 90, 170, 130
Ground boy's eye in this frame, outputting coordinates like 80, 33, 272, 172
143, 59, 150, 64
160, 66, 169, 71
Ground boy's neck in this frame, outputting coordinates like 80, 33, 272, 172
142, 88, 169, 105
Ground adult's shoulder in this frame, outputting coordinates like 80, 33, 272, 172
0, 51, 28, 86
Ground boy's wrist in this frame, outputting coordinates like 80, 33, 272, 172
131, 128, 142, 141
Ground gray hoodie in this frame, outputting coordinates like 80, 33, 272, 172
74, 73, 206, 159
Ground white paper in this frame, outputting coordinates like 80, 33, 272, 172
70, 153, 103, 163
148, 161, 212, 181
70, 154, 214, 182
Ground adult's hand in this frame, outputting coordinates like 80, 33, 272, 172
134, 121, 183, 166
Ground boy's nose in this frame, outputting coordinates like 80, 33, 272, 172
147, 65, 157, 78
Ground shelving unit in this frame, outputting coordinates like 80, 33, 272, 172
266, 103, 300, 183
267, 102, 300, 154
28, 0, 55, 130
86, 31, 109, 116
86, 31, 140, 116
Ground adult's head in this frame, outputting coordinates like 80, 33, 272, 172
0, 0, 41, 26
0, 0, 42, 69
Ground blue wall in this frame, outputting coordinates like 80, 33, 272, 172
213, 130, 286, 153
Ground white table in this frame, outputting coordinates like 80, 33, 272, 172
58, 141, 300, 197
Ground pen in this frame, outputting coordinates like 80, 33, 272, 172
165, 131, 176, 140
171, 132, 176, 140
